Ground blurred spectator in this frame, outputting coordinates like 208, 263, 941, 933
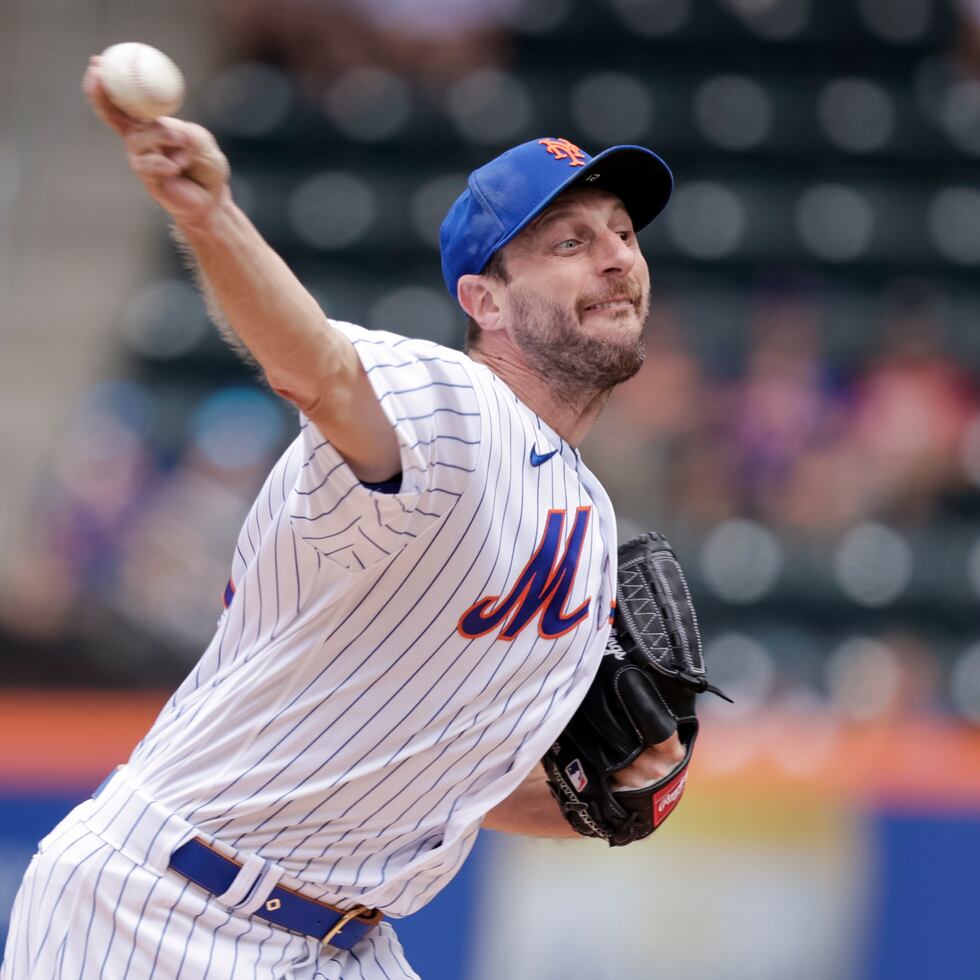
0, 382, 159, 641
0, 384, 290, 663
723, 290, 853, 532
108, 388, 288, 652
649, 287, 978, 536
848, 299, 977, 526
658, 288, 861, 534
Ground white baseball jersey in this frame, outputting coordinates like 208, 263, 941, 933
2, 321, 618, 979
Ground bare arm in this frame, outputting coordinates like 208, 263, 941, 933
169, 224, 257, 370
484, 734, 685, 839
82, 58, 401, 483
483, 763, 579, 838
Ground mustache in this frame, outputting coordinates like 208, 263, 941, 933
576, 279, 645, 317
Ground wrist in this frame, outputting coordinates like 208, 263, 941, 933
174, 189, 239, 242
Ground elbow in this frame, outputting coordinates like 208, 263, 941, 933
268, 373, 321, 414
266, 347, 340, 415
267, 328, 353, 415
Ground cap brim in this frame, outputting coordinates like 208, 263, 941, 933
492, 144, 673, 257
574, 145, 674, 231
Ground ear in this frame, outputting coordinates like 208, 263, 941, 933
457, 274, 505, 331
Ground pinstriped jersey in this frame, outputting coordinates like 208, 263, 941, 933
128, 320, 618, 916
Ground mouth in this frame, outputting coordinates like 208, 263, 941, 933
582, 297, 636, 316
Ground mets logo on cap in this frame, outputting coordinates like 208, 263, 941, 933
538, 137, 587, 167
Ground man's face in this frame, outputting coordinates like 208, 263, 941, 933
496, 186, 651, 393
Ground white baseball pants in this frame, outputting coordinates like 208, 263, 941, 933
1, 768, 418, 979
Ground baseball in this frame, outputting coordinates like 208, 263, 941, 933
98, 42, 185, 120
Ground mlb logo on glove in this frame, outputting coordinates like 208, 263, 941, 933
565, 759, 589, 793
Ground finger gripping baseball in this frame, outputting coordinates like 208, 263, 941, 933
544, 531, 725, 845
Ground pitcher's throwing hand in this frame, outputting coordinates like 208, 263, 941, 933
83, 57, 230, 226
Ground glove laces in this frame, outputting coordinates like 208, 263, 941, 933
677, 670, 733, 703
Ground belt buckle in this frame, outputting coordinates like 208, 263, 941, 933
322, 904, 370, 947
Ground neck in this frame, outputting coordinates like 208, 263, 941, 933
469, 346, 611, 446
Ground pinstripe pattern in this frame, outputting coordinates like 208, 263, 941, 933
2, 770, 418, 979
0, 818, 415, 979
2, 321, 616, 978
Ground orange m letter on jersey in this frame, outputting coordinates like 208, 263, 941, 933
458, 507, 592, 641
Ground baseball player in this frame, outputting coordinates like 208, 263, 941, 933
1, 58, 685, 979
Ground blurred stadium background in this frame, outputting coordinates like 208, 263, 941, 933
2, 0, 980, 977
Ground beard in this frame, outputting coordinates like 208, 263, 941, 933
509, 281, 648, 397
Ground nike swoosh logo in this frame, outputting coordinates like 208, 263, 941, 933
529, 448, 559, 466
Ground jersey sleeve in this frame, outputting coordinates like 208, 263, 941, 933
288, 321, 481, 570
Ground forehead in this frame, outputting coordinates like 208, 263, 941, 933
526, 186, 630, 234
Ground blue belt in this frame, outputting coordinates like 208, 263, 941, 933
92, 769, 382, 950
168, 838, 384, 950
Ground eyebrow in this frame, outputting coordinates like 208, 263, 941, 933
528, 206, 579, 235
529, 199, 631, 237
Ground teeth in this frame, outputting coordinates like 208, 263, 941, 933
587, 299, 632, 311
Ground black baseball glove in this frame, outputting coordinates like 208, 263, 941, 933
543, 532, 728, 846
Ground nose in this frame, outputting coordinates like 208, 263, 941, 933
594, 228, 635, 276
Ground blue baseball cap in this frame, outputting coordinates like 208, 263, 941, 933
439, 137, 673, 299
